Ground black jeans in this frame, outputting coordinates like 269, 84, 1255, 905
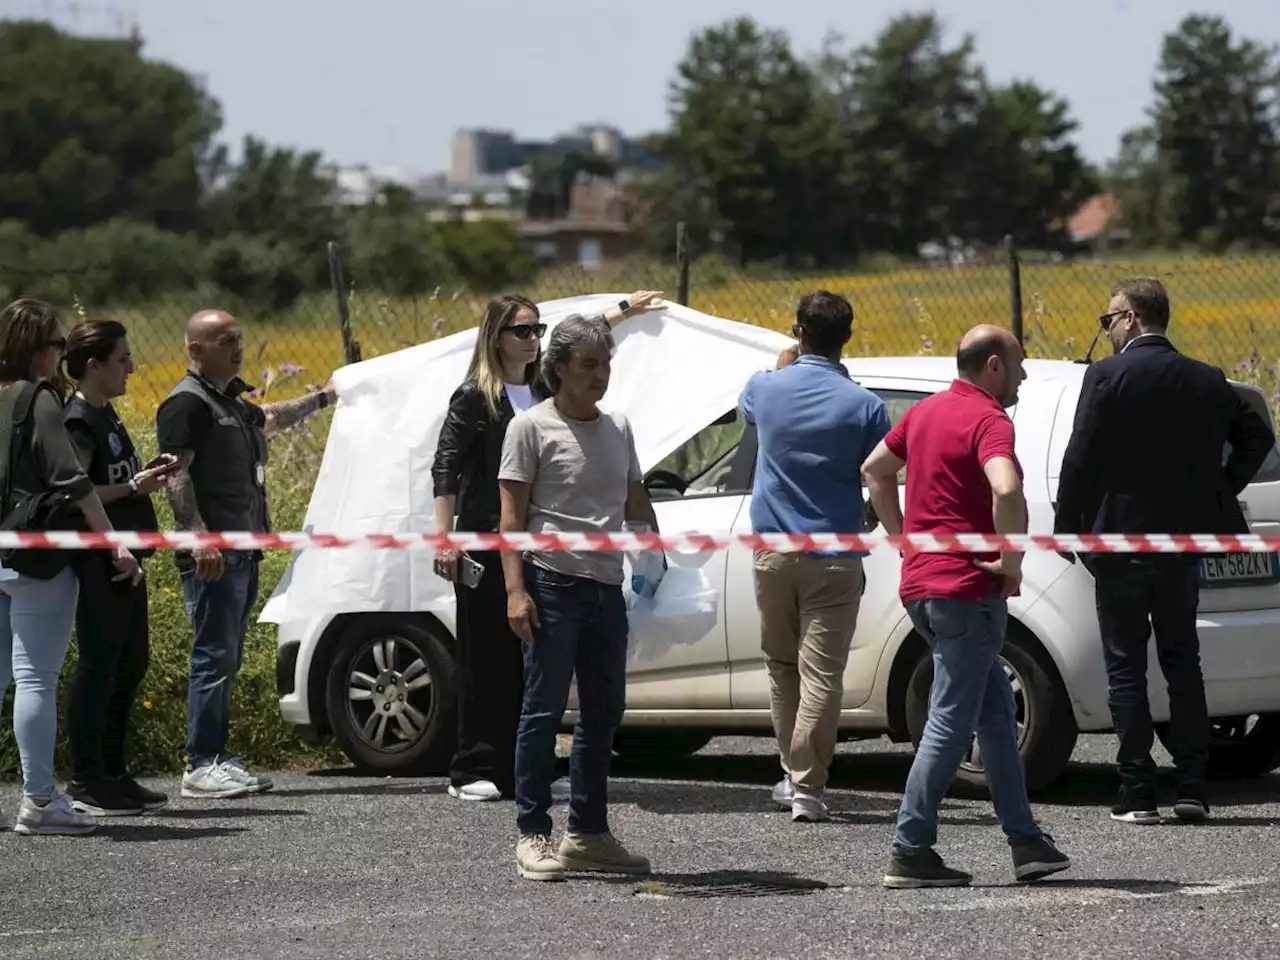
1092, 556, 1208, 795
66, 552, 150, 783
448, 550, 525, 795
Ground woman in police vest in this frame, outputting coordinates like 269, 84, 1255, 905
61, 320, 176, 817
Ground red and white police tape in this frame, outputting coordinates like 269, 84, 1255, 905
1, 530, 1278, 553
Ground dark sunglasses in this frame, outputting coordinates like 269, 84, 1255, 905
1098, 310, 1130, 331
504, 322, 547, 341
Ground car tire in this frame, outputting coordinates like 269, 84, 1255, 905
1155, 713, 1280, 781
612, 730, 714, 761
324, 617, 458, 775
903, 624, 1078, 796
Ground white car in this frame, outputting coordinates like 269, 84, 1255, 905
268, 352, 1280, 795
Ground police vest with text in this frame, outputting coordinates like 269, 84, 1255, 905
64, 396, 159, 559
164, 373, 271, 536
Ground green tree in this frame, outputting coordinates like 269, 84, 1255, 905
659, 17, 850, 266
348, 184, 452, 295
0, 20, 222, 234
1114, 15, 1279, 248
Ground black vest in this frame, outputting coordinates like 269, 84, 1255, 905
163, 372, 270, 536
64, 395, 159, 559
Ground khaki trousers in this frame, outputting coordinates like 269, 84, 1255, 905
752, 549, 865, 793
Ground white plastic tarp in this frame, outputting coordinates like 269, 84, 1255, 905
258, 293, 791, 624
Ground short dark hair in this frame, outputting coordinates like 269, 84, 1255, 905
796, 290, 853, 355
956, 330, 1010, 378
1111, 277, 1170, 329
63, 319, 128, 380
0, 297, 62, 383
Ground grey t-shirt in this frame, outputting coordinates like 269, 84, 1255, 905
498, 398, 642, 585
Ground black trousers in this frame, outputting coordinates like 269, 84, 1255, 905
66, 552, 150, 783
1092, 555, 1208, 795
448, 550, 525, 795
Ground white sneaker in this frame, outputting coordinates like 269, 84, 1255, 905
551, 777, 571, 803
181, 763, 250, 799
218, 758, 273, 795
791, 790, 829, 823
771, 776, 795, 810
14, 792, 98, 836
449, 780, 502, 801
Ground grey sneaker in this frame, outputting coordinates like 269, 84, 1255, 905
557, 831, 651, 875
181, 763, 251, 799
516, 835, 566, 881
218, 758, 273, 795
791, 790, 829, 823
14, 792, 98, 836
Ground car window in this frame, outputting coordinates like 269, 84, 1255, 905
1226, 384, 1280, 484
649, 411, 748, 497
867, 389, 932, 485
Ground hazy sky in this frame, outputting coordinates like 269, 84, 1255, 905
22, 0, 1280, 175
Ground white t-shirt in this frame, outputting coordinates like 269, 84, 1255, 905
504, 383, 534, 413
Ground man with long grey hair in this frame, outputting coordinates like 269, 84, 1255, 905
498, 312, 660, 882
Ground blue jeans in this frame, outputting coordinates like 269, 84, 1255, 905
895, 595, 1042, 852
181, 550, 260, 769
0, 568, 78, 798
515, 564, 629, 838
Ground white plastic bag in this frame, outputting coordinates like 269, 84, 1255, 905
623, 560, 722, 665
623, 521, 667, 601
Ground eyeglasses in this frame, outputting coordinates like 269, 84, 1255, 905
1098, 310, 1130, 331
504, 323, 547, 341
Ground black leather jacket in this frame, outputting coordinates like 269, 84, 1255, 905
432, 376, 549, 532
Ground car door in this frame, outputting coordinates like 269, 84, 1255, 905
724, 378, 944, 709
615, 408, 754, 710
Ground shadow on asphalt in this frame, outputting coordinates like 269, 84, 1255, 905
269, 781, 449, 799
156, 806, 311, 820
95, 824, 249, 842
605, 870, 828, 899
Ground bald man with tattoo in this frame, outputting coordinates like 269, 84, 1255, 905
156, 310, 336, 799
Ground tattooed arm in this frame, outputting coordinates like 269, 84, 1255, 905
164, 450, 225, 581
261, 382, 337, 440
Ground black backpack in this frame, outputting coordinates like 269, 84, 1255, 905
0, 381, 80, 579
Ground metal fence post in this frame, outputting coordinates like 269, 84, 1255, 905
1005, 234, 1023, 346
327, 240, 361, 366
675, 222, 690, 307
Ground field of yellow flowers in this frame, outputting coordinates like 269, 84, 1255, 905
105, 252, 1280, 419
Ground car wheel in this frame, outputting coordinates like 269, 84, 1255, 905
904, 625, 1077, 796
612, 730, 714, 761
1155, 713, 1280, 781
324, 618, 458, 775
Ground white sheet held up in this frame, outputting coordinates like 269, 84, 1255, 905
259, 293, 791, 625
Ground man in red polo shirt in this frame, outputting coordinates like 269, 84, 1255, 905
861, 324, 1071, 890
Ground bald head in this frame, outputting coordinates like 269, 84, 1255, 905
186, 309, 237, 346
956, 325, 1018, 378
185, 309, 244, 386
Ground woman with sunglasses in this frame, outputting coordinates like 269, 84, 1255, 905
0, 299, 141, 836
431, 290, 664, 802
61, 320, 176, 818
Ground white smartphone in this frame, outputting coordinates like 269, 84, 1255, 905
458, 554, 485, 590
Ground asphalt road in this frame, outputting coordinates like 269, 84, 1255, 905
1, 735, 1278, 960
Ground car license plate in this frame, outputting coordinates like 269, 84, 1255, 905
1199, 552, 1280, 587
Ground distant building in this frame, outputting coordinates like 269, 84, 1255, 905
448, 123, 651, 184
516, 181, 641, 269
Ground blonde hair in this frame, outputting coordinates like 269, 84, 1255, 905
466, 294, 541, 416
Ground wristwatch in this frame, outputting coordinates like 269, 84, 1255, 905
316, 390, 329, 409
618, 299, 631, 315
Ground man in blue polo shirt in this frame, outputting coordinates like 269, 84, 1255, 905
740, 290, 890, 823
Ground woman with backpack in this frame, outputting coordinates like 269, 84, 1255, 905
61, 319, 176, 818
0, 298, 142, 836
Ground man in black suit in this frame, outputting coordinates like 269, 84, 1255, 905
1054, 277, 1274, 825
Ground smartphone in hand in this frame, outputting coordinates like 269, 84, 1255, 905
144, 453, 181, 477
458, 554, 485, 590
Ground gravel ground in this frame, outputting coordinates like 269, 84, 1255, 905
1, 735, 1278, 959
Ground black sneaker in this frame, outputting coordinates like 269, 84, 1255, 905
67, 780, 144, 817
1110, 787, 1161, 825
111, 775, 170, 812
1012, 832, 1072, 882
882, 848, 973, 889
1172, 786, 1210, 823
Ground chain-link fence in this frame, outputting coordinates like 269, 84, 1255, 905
6, 233, 1279, 517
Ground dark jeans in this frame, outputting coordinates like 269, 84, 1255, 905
449, 550, 525, 795
515, 563, 628, 838
66, 552, 150, 783
180, 550, 260, 769
896, 594, 1041, 852
1092, 556, 1208, 795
